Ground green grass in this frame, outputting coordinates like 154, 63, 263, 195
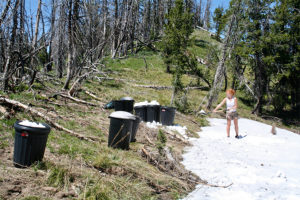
47, 165, 75, 188
48, 130, 98, 161
20, 196, 41, 200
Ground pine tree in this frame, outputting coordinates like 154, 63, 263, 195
265, 0, 300, 113
213, 6, 225, 41
161, 0, 195, 108
243, 0, 273, 115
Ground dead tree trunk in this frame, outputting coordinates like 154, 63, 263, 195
32, 0, 42, 48
2, 0, 20, 91
63, 0, 80, 90
28, 0, 42, 87
0, 0, 11, 27
101, 0, 108, 56
47, 0, 56, 72
56, 1, 65, 78
63, 0, 74, 90
111, 0, 119, 56
206, 0, 241, 110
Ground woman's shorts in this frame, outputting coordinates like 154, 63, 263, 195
226, 112, 238, 120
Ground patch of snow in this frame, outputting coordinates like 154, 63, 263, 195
148, 100, 160, 105
134, 100, 160, 107
166, 125, 188, 138
134, 101, 149, 107
109, 111, 135, 120
19, 120, 46, 128
182, 118, 300, 200
145, 121, 188, 138
199, 109, 206, 115
145, 121, 162, 129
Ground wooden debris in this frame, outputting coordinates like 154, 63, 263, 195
130, 83, 206, 90
84, 90, 103, 102
55, 93, 98, 107
161, 128, 188, 144
0, 96, 97, 142
0, 105, 10, 119
141, 147, 167, 172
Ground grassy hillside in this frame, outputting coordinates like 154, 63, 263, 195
0, 29, 298, 200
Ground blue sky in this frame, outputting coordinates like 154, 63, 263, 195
24, 0, 230, 34
211, 0, 230, 10
26, 0, 231, 17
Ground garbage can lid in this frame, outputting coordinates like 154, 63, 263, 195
120, 97, 134, 101
109, 111, 136, 120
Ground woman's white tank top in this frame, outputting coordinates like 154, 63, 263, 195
226, 97, 236, 112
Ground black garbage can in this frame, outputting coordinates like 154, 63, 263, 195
134, 105, 147, 121
13, 121, 51, 167
108, 111, 135, 150
114, 97, 135, 113
160, 106, 176, 126
146, 105, 161, 122
131, 116, 141, 142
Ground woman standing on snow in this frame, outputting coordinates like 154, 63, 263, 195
213, 89, 239, 138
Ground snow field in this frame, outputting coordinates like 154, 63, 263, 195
182, 118, 300, 200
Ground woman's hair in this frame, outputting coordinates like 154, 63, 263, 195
226, 89, 235, 96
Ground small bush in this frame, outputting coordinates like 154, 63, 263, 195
93, 154, 118, 170
156, 129, 167, 155
47, 166, 74, 187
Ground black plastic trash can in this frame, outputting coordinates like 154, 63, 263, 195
134, 105, 147, 121
13, 121, 51, 167
131, 116, 141, 142
146, 105, 161, 122
160, 106, 176, 126
108, 111, 135, 150
114, 97, 135, 113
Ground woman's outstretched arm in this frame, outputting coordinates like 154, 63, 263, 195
213, 98, 226, 112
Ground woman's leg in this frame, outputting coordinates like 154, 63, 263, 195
227, 118, 231, 137
234, 118, 239, 136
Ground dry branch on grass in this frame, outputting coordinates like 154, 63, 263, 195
161, 128, 189, 144
141, 147, 168, 172
83, 89, 104, 102
54, 93, 99, 107
0, 96, 97, 142
130, 83, 207, 90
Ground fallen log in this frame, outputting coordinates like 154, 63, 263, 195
0, 96, 97, 142
54, 93, 99, 107
83, 90, 104, 103
130, 83, 206, 90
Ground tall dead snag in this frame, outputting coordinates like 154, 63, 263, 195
2, 0, 20, 91
0, 0, 11, 27
206, 0, 242, 110
47, 0, 56, 72
111, 0, 119, 57
56, 1, 66, 78
28, 0, 42, 88
63, 0, 80, 90
32, 0, 42, 48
